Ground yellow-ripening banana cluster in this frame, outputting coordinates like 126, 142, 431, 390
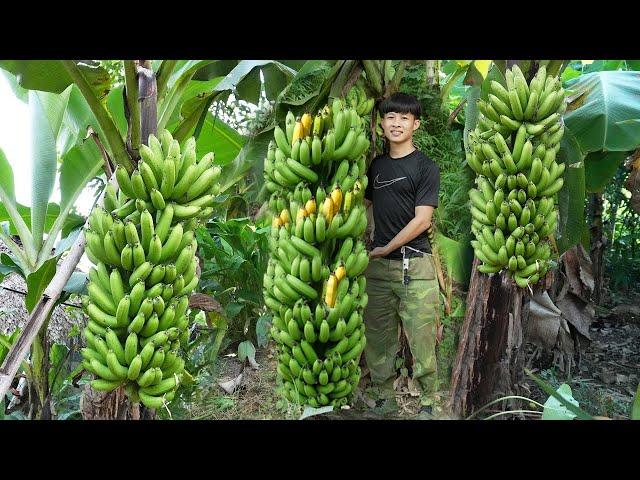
466, 65, 566, 288
263, 91, 373, 408
81, 129, 221, 409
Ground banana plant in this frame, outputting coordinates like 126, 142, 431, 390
0, 86, 105, 418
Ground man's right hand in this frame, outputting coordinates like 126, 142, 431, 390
369, 246, 389, 259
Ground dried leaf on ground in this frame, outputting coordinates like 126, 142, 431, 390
218, 373, 243, 394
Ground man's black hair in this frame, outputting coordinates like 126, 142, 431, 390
378, 92, 422, 118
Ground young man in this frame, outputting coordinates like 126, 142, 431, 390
363, 92, 440, 413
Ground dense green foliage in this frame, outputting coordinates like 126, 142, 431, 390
603, 166, 640, 295
196, 217, 270, 344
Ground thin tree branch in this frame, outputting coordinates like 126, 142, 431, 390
447, 98, 467, 127
124, 61, 141, 159
87, 126, 113, 177
425, 60, 437, 86
61, 60, 133, 173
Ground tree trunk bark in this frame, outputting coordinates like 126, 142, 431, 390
588, 193, 605, 304
425, 61, 437, 86
448, 258, 532, 418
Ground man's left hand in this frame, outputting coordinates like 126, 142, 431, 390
369, 246, 389, 259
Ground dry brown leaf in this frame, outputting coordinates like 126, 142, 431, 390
248, 356, 260, 370
576, 244, 595, 294
562, 248, 589, 301
406, 378, 421, 397
556, 295, 593, 341
527, 291, 562, 350
189, 293, 223, 313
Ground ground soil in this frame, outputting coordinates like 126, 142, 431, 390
192, 295, 639, 421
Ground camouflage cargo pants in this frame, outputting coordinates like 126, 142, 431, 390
363, 254, 440, 404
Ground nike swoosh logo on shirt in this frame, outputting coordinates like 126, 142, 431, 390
373, 174, 407, 189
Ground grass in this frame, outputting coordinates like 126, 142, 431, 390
185, 346, 295, 420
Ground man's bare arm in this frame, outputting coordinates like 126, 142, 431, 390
369, 205, 434, 258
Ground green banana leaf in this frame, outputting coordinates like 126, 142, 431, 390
564, 71, 640, 153
277, 60, 334, 110
174, 78, 225, 129
171, 79, 226, 144
105, 85, 127, 139
167, 111, 245, 170
556, 128, 586, 254
191, 60, 239, 82
29, 88, 72, 251
0, 60, 111, 98
435, 233, 472, 285
213, 60, 297, 104
25, 256, 58, 313
168, 61, 297, 144
0, 261, 20, 284
218, 129, 272, 196
158, 60, 218, 131
0, 69, 28, 102
36, 141, 104, 261
0, 202, 85, 238
556, 71, 640, 252
1, 106, 32, 261
585, 150, 630, 192
56, 84, 111, 158
0, 146, 16, 204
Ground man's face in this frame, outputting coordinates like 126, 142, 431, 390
381, 111, 420, 144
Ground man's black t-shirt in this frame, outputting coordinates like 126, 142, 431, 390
364, 149, 440, 260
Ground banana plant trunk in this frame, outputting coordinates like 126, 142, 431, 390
81, 60, 156, 421
588, 193, 604, 304
448, 258, 531, 417
448, 60, 562, 418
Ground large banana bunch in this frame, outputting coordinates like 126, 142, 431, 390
263, 95, 372, 408
466, 65, 566, 288
81, 129, 221, 409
